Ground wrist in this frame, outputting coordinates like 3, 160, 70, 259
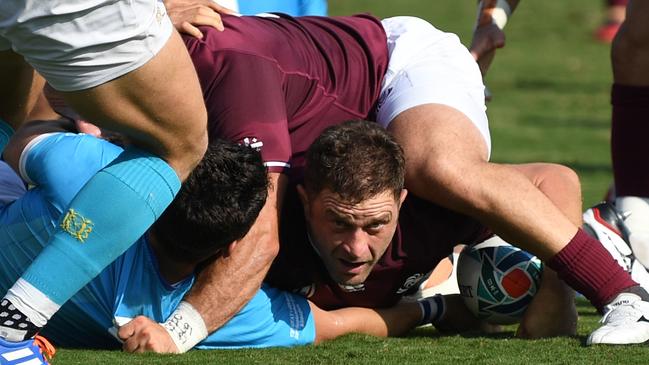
417, 294, 446, 326
477, 0, 512, 30
161, 301, 208, 353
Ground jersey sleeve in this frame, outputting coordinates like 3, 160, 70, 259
186, 37, 293, 173
197, 284, 316, 349
19, 132, 123, 212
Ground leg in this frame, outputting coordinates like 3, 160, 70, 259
610, 0, 649, 268
509, 163, 579, 338
61, 30, 207, 180
0, 50, 44, 129
0, 2, 207, 342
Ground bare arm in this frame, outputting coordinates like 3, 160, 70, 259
184, 172, 284, 331
164, 0, 237, 39
469, 0, 521, 76
311, 301, 421, 343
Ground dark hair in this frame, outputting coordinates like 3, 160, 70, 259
151, 139, 268, 262
304, 120, 405, 203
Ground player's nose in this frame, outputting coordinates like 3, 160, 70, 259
342, 229, 370, 259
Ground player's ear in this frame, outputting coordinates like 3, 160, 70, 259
297, 184, 310, 216
398, 189, 408, 207
222, 241, 238, 257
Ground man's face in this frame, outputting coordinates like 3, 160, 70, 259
299, 186, 406, 286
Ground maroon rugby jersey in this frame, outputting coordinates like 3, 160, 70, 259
267, 187, 489, 309
183, 14, 388, 177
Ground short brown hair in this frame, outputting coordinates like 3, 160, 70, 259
304, 120, 405, 203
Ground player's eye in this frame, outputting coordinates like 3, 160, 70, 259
365, 222, 384, 232
332, 219, 350, 229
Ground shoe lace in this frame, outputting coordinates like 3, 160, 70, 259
33, 335, 56, 362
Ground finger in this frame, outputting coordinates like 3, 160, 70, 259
188, 12, 224, 32
206, 1, 237, 15
180, 21, 204, 38
117, 322, 135, 340
122, 335, 142, 353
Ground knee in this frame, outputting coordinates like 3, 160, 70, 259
540, 163, 582, 198
164, 113, 208, 181
553, 164, 581, 194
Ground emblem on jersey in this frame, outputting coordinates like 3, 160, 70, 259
241, 137, 264, 151
60, 209, 94, 243
396, 273, 425, 294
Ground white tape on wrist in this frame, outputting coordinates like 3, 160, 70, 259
491, 0, 512, 29
161, 301, 208, 353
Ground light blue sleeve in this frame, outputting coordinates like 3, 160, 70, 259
197, 284, 316, 349
21, 133, 123, 212
299, 0, 327, 16
238, 0, 326, 16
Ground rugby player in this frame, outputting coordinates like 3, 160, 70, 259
266, 120, 579, 338
45, 12, 649, 349
0, 0, 243, 356
608, 0, 649, 328
0, 121, 435, 360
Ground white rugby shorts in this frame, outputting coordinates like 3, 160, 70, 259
376, 16, 491, 157
0, 0, 173, 92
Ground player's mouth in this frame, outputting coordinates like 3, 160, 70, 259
338, 259, 367, 274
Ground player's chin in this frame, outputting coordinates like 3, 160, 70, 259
334, 268, 370, 286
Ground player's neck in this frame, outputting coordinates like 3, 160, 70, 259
146, 233, 196, 284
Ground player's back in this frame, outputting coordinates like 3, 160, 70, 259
184, 14, 389, 176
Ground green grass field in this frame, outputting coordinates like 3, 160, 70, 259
52, 1, 646, 363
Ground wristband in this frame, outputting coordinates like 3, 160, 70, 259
161, 301, 208, 353
491, 0, 511, 29
417, 294, 446, 326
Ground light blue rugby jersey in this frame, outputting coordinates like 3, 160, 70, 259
0, 132, 315, 349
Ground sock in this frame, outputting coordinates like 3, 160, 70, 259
0, 299, 39, 342
611, 84, 649, 197
417, 294, 445, 326
547, 229, 637, 312
0, 118, 15, 156
0, 148, 180, 341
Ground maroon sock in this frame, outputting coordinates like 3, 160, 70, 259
546, 229, 637, 311
607, 0, 627, 6
611, 83, 649, 197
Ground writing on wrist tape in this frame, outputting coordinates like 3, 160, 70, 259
161, 301, 208, 353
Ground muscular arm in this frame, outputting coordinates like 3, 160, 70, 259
312, 300, 421, 343
184, 172, 285, 330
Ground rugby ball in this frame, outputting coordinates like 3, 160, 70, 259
456, 236, 543, 325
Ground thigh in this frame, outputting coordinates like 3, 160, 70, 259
377, 17, 490, 157
61, 30, 207, 177
0, 0, 173, 92
0, 50, 42, 128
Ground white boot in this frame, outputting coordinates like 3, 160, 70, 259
616, 196, 649, 269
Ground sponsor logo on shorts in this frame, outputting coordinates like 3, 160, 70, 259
60, 209, 94, 243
